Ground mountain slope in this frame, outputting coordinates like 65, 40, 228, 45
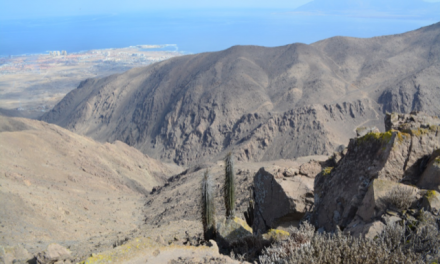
41, 22, 440, 165
0, 116, 181, 258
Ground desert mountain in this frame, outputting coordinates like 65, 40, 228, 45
0, 115, 181, 260
295, 0, 440, 18
41, 22, 440, 165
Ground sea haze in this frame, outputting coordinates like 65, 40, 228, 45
0, 9, 437, 56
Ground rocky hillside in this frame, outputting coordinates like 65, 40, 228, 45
0, 116, 181, 261
311, 112, 440, 232
41, 22, 440, 165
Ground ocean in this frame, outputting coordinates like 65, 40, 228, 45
0, 9, 437, 56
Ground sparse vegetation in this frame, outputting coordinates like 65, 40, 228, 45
381, 185, 416, 211
229, 234, 274, 262
259, 219, 440, 264
224, 152, 236, 219
201, 170, 216, 240
322, 167, 334, 176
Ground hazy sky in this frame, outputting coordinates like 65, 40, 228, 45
2, 0, 440, 19
0, 0, 313, 19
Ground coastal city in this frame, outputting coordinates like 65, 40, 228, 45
0, 45, 183, 118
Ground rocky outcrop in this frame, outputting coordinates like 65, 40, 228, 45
312, 112, 440, 231
216, 217, 252, 246
418, 149, 440, 191
384, 111, 440, 131
422, 190, 440, 214
253, 168, 315, 235
355, 179, 419, 223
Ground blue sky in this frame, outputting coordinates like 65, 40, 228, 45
0, 0, 313, 19
1, 0, 440, 19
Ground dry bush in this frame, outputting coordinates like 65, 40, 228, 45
228, 234, 273, 262
259, 219, 440, 264
381, 185, 416, 211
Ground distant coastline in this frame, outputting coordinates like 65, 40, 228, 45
0, 11, 436, 57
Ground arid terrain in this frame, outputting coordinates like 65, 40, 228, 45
0, 115, 325, 262
0, 46, 182, 119
41, 22, 440, 166
1, 22, 440, 264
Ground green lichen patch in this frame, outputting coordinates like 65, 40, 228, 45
356, 131, 393, 145
426, 190, 439, 199
322, 167, 334, 176
263, 229, 290, 241
404, 126, 439, 138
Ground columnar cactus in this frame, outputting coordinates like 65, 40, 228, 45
224, 152, 236, 218
201, 169, 216, 240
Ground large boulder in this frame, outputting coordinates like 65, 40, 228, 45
422, 190, 440, 215
299, 160, 323, 178
216, 217, 252, 246
356, 179, 418, 222
253, 168, 314, 235
344, 220, 386, 239
418, 149, 440, 191
312, 112, 440, 231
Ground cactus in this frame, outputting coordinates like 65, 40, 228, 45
201, 169, 216, 240
224, 152, 236, 218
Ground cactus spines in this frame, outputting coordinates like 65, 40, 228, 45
224, 152, 236, 218
202, 169, 216, 240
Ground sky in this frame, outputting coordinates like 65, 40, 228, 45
0, 0, 314, 19
1, 0, 440, 19
0, 0, 439, 55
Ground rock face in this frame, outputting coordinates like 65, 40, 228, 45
253, 168, 315, 235
41, 23, 440, 165
216, 217, 252, 245
422, 190, 440, 214
418, 149, 440, 191
355, 179, 419, 223
312, 112, 440, 231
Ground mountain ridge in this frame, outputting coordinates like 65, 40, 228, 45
41, 22, 440, 165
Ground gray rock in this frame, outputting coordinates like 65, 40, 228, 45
356, 179, 418, 222
345, 219, 386, 239
253, 168, 314, 235
283, 167, 299, 177
356, 126, 380, 137
0, 245, 32, 264
299, 160, 323, 178
418, 149, 440, 191
422, 190, 440, 215
216, 217, 252, 245
36, 243, 71, 264
312, 112, 439, 231
385, 112, 440, 132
